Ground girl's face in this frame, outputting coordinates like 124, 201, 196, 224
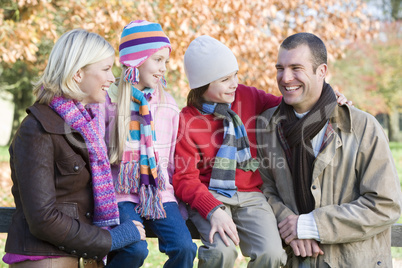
203, 71, 238, 104
136, 47, 170, 91
75, 56, 115, 105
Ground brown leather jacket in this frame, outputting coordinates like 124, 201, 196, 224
5, 102, 112, 260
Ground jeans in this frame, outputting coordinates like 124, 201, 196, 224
106, 201, 197, 268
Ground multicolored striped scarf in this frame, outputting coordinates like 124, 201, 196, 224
49, 96, 120, 227
115, 86, 166, 220
201, 102, 259, 197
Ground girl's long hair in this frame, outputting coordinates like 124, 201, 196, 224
108, 66, 166, 164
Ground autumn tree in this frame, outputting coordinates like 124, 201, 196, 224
1, 0, 377, 144
367, 0, 402, 20
331, 21, 402, 141
331, 0, 401, 141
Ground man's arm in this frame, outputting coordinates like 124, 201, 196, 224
314, 110, 402, 244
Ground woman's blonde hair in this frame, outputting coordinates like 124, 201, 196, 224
33, 29, 115, 104
108, 65, 166, 164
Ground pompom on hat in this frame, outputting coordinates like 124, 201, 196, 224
119, 20, 171, 86
184, 35, 239, 89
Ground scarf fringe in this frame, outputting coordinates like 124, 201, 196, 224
115, 161, 167, 219
156, 164, 166, 191
135, 184, 166, 220
115, 161, 140, 194
115, 162, 166, 193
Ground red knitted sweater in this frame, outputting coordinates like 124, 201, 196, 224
173, 84, 281, 219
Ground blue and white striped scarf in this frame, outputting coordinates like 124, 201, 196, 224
201, 102, 259, 197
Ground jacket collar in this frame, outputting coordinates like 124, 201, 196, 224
331, 104, 352, 133
27, 102, 73, 135
271, 103, 353, 133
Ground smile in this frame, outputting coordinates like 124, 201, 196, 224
285, 86, 300, 92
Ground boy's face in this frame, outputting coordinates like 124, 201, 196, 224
203, 71, 238, 104
275, 44, 326, 113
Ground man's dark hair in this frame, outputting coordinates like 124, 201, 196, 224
280, 32, 327, 72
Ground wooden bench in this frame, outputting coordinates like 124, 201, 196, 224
1, 207, 402, 247
0, 206, 200, 239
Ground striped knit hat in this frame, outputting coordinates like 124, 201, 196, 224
119, 20, 171, 85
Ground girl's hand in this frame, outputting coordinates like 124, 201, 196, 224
132, 220, 146, 240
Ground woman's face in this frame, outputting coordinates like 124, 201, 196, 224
76, 56, 115, 105
136, 47, 170, 91
203, 71, 238, 104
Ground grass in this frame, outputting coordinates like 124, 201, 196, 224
0, 147, 8, 163
1, 143, 402, 267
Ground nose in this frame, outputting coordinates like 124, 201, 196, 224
230, 75, 238, 88
108, 70, 116, 83
282, 68, 294, 83
160, 63, 166, 73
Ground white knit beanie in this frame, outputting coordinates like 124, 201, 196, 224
184, 35, 239, 89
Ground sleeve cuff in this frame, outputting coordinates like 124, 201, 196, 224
297, 212, 320, 241
109, 220, 141, 251
207, 205, 225, 221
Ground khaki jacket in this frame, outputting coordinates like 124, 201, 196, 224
256, 104, 402, 267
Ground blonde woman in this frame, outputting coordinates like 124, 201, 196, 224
3, 29, 145, 268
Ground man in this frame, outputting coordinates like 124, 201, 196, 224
256, 32, 402, 267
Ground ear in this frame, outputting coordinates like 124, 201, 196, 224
73, 69, 83, 83
316, 64, 327, 80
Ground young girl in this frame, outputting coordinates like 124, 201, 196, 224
105, 20, 197, 268
173, 35, 349, 268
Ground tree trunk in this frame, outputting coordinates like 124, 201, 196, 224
6, 86, 34, 146
388, 105, 401, 142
